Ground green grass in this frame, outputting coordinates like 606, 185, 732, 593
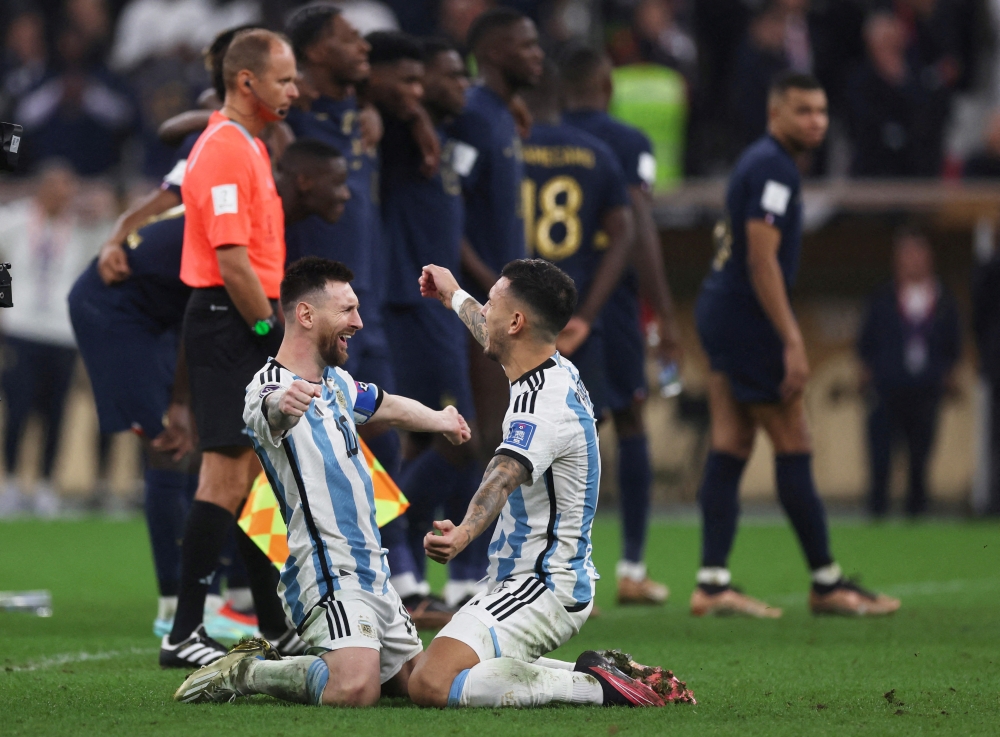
1, 516, 998, 736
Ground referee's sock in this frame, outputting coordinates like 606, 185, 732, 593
618, 435, 652, 564
774, 453, 834, 570
169, 500, 232, 644
698, 451, 748, 571
143, 468, 188, 597
234, 524, 289, 640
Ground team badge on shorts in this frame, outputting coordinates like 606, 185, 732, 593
358, 619, 377, 639
506, 420, 536, 450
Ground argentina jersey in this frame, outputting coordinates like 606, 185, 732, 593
244, 359, 390, 628
487, 354, 601, 608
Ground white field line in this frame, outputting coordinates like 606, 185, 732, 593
5, 647, 157, 673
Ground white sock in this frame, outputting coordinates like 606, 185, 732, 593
533, 656, 575, 671
616, 560, 648, 582
811, 563, 842, 586
244, 655, 327, 704
451, 658, 602, 707
443, 579, 488, 607
157, 596, 177, 621
226, 587, 253, 612
696, 567, 731, 587
391, 572, 423, 599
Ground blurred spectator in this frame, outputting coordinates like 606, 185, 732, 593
778, 0, 811, 73
972, 246, 1000, 515
0, 162, 110, 517
731, 2, 789, 148
963, 109, 1000, 178
335, 0, 400, 35
15, 24, 139, 176
65, 0, 112, 66
858, 228, 961, 517
1, 12, 48, 120
439, 0, 493, 50
607, 0, 697, 85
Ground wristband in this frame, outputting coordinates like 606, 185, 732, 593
451, 289, 472, 315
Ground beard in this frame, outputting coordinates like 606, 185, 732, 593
319, 330, 350, 368
483, 333, 504, 364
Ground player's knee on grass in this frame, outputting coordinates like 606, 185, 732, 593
320, 650, 382, 707
408, 639, 479, 708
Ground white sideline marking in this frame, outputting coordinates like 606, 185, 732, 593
5, 647, 157, 673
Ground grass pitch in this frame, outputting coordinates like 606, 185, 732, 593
1, 515, 998, 736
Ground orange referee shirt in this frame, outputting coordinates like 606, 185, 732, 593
180, 111, 284, 298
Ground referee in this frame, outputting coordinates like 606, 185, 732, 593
160, 29, 304, 667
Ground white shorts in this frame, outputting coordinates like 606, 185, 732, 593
299, 585, 423, 684
435, 575, 592, 663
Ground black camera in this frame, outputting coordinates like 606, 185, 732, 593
2, 122, 22, 172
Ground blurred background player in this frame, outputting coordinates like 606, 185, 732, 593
69, 138, 350, 638
858, 227, 961, 518
692, 72, 899, 618
367, 32, 485, 613
559, 45, 680, 604
159, 29, 306, 668
447, 7, 542, 462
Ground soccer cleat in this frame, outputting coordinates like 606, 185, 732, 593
204, 602, 259, 641
599, 650, 696, 704
271, 625, 309, 656
617, 576, 669, 605
173, 637, 281, 703
159, 625, 229, 669
402, 594, 455, 630
690, 585, 782, 618
574, 651, 665, 707
809, 579, 901, 616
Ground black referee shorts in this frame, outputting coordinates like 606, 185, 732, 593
184, 287, 282, 451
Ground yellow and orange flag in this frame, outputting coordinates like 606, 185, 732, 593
238, 438, 409, 567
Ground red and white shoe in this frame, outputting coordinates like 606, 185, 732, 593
574, 651, 665, 707
599, 649, 697, 704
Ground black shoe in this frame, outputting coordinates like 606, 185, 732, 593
574, 651, 664, 707
401, 594, 455, 629
270, 625, 307, 656
159, 624, 228, 669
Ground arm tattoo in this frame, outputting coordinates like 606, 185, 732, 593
460, 454, 530, 543
458, 296, 489, 347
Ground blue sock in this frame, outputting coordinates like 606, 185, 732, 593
775, 453, 834, 570
618, 435, 652, 563
365, 430, 402, 478
698, 451, 748, 568
448, 459, 489, 581
306, 657, 330, 705
399, 448, 460, 577
143, 468, 189, 597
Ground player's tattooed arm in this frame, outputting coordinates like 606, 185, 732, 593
424, 454, 529, 564
458, 296, 489, 347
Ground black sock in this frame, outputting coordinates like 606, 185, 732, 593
169, 500, 233, 644
775, 453, 834, 570
698, 583, 730, 595
698, 452, 748, 567
811, 580, 841, 595
234, 525, 289, 639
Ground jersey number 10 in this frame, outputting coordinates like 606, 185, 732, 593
521, 175, 583, 262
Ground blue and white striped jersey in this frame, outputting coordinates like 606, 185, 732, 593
487, 353, 601, 608
244, 359, 390, 628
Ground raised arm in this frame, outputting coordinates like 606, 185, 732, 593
419, 263, 489, 347
373, 393, 470, 444
262, 380, 322, 436
423, 453, 531, 564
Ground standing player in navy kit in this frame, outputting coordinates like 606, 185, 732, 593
558, 46, 678, 604
447, 7, 543, 457
693, 72, 899, 617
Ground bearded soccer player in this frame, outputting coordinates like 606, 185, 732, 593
691, 72, 900, 617
173, 257, 470, 706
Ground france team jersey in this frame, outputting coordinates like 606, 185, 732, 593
488, 354, 601, 608
286, 96, 377, 293
446, 85, 525, 300
522, 122, 629, 299
244, 360, 390, 627
701, 135, 803, 297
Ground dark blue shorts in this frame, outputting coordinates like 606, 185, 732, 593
695, 287, 784, 404
68, 265, 178, 437
601, 288, 647, 411
568, 331, 609, 416
384, 302, 474, 418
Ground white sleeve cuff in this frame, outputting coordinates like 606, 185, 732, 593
451, 289, 472, 315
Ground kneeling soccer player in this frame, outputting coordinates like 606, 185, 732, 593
174, 257, 471, 705
405, 260, 695, 708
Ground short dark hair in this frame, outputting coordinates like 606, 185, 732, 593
207, 24, 265, 101
222, 29, 291, 91
557, 42, 606, 91
286, 2, 341, 62
467, 7, 526, 55
500, 259, 577, 338
281, 257, 354, 312
421, 37, 459, 64
276, 138, 343, 175
366, 30, 423, 66
769, 71, 823, 97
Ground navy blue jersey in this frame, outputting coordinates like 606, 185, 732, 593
446, 84, 525, 297
702, 135, 803, 297
161, 132, 199, 197
521, 122, 629, 299
285, 95, 377, 292
380, 117, 463, 306
562, 109, 656, 190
